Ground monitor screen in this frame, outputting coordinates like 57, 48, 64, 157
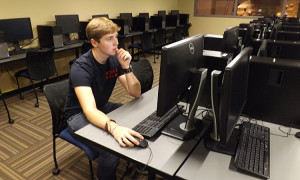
221, 26, 240, 55
277, 31, 300, 41
120, 13, 133, 27
265, 40, 300, 60
158, 10, 166, 17
218, 47, 251, 144
170, 10, 179, 15
205, 47, 252, 155
92, 14, 109, 19
0, 17, 33, 42
157, 34, 205, 117
243, 56, 300, 129
139, 13, 149, 18
157, 34, 207, 140
55, 14, 80, 34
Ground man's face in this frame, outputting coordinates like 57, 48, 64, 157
96, 32, 119, 56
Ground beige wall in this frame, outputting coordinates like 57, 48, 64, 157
178, 0, 255, 35
0, 0, 178, 93
1, 0, 257, 93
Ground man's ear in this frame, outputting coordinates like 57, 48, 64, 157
90, 38, 98, 48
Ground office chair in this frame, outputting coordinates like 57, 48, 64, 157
182, 23, 191, 38
43, 79, 99, 180
118, 35, 126, 49
0, 89, 14, 124
15, 48, 58, 107
152, 28, 165, 63
165, 26, 183, 44
69, 40, 92, 67
132, 59, 154, 94
128, 31, 155, 61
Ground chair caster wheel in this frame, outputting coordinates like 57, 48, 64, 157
20, 95, 24, 100
52, 168, 60, 175
35, 103, 39, 108
9, 119, 14, 124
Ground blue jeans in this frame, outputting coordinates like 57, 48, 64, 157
67, 102, 122, 180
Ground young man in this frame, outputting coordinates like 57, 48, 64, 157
64, 17, 144, 180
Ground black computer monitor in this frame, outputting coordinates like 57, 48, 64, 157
221, 26, 240, 58
139, 13, 149, 18
264, 39, 300, 60
179, 14, 189, 25
205, 47, 252, 155
0, 17, 33, 51
221, 26, 240, 53
55, 14, 80, 42
170, 10, 179, 15
243, 56, 300, 129
157, 34, 207, 140
92, 14, 109, 19
120, 13, 133, 27
150, 16, 165, 29
276, 31, 300, 41
166, 15, 179, 27
158, 10, 166, 17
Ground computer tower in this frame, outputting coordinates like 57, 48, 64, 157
179, 14, 189, 25
37, 25, 64, 48
79, 21, 89, 40
166, 15, 179, 27
0, 31, 9, 59
111, 19, 129, 35
132, 17, 149, 31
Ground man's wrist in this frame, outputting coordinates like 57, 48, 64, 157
123, 65, 133, 74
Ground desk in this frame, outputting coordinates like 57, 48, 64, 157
0, 42, 83, 64
75, 86, 211, 179
175, 122, 300, 180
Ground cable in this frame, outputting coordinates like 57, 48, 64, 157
136, 147, 153, 179
20, 37, 38, 48
3, 64, 17, 85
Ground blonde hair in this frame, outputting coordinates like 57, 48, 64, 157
86, 17, 120, 42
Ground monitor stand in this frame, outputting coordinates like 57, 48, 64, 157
12, 41, 21, 51
162, 68, 208, 140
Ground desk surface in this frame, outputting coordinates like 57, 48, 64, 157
203, 50, 233, 59
0, 42, 83, 64
176, 121, 300, 180
75, 86, 210, 178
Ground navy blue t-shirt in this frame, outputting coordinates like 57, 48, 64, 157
64, 49, 124, 119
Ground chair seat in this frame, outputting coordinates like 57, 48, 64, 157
128, 43, 142, 49
59, 128, 99, 160
15, 69, 30, 79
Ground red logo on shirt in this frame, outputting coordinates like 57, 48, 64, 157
106, 68, 118, 80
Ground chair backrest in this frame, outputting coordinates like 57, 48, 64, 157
132, 59, 154, 94
26, 48, 57, 80
118, 35, 126, 49
182, 23, 191, 37
154, 28, 165, 45
43, 79, 69, 135
174, 26, 183, 41
242, 24, 254, 47
141, 31, 153, 51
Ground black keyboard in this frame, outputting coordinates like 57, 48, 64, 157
234, 122, 270, 179
9, 48, 40, 56
132, 105, 181, 138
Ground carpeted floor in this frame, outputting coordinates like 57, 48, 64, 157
0, 55, 165, 180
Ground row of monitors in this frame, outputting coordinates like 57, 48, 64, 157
0, 10, 186, 43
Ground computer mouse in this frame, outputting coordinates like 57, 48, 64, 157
133, 137, 148, 148
295, 132, 300, 139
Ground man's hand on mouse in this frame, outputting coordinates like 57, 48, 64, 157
111, 125, 144, 147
